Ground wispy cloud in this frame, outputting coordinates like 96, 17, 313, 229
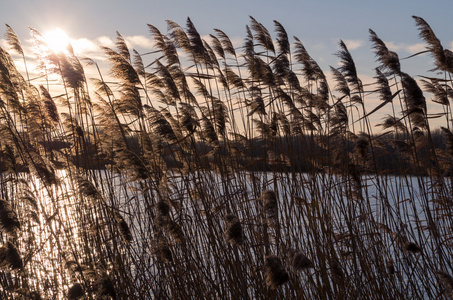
125, 35, 154, 50
72, 38, 98, 55
386, 41, 426, 54
343, 39, 364, 50
96, 36, 115, 48
71, 35, 154, 58
0, 39, 8, 50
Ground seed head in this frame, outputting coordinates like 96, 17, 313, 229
224, 214, 244, 246
288, 248, 313, 270
265, 255, 289, 289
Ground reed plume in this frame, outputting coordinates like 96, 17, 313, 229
0, 241, 23, 270
354, 135, 370, 162
200, 115, 219, 147
57, 54, 85, 89
102, 46, 140, 84
113, 211, 133, 243
166, 20, 191, 53
211, 97, 228, 136
39, 85, 60, 126
67, 283, 85, 300
274, 20, 290, 55
156, 199, 170, 217
249, 16, 275, 54
4, 24, 24, 57
294, 37, 322, 82
261, 190, 278, 225
400, 72, 427, 129
146, 106, 177, 142
436, 271, 453, 299
116, 31, 131, 62
441, 127, 453, 157
247, 95, 266, 116
265, 255, 289, 289
204, 36, 220, 69
77, 175, 103, 202
394, 233, 421, 253
0, 141, 19, 172
243, 25, 255, 58
224, 67, 245, 89
0, 199, 20, 235
386, 259, 395, 275
369, 29, 401, 74
330, 101, 348, 131
421, 79, 450, 106
247, 55, 276, 87
330, 259, 344, 280
210, 34, 225, 60
412, 16, 453, 73
132, 49, 145, 78
330, 66, 350, 98
0, 143, 18, 173
377, 115, 407, 132
224, 214, 244, 246
178, 102, 199, 133
186, 17, 208, 63
287, 248, 313, 270
374, 68, 395, 105
213, 28, 236, 57
336, 40, 361, 92
94, 274, 116, 299
154, 240, 173, 262
166, 219, 184, 243
148, 24, 180, 66
153, 60, 181, 102
0, 48, 23, 112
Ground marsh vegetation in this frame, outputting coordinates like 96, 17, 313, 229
0, 15, 452, 299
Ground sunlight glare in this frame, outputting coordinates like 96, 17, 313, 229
43, 28, 71, 53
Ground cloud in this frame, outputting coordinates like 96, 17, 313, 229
406, 43, 426, 54
385, 41, 426, 54
125, 35, 154, 50
71, 38, 98, 55
66, 35, 153, 59
0, 39, 8, 49
96, 36, 115, 48
343, 39, 364, 50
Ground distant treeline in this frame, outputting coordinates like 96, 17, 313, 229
7, 127, 444, 176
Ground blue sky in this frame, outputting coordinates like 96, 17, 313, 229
2, 1, 450, 55
2, 0, 451, 74
1, 0, 452, 127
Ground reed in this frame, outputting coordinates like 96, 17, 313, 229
0, 15, 451, 299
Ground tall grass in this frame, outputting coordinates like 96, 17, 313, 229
0, 15, 452, 299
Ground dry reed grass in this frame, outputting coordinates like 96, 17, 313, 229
0, 15, 451, 299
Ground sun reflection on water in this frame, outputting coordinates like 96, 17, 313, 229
27, 170, 82, 298
0, 170, 106, 298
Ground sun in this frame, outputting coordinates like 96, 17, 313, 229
43, 28, 71, 53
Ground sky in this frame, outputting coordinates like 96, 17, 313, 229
1, 0, 453, 127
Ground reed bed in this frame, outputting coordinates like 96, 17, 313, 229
0, 15, 452, 299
